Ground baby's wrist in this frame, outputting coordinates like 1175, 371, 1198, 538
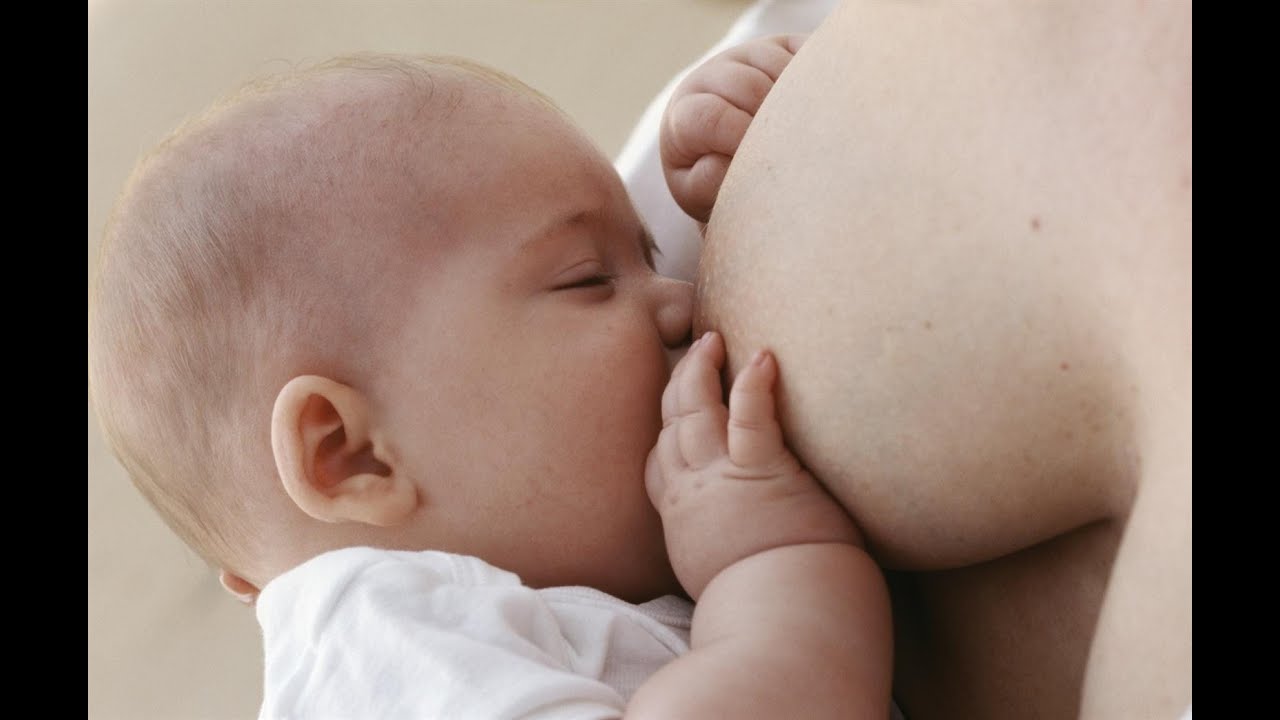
664, 483, 863, 599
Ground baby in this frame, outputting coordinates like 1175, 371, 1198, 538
88, 47, 890, 718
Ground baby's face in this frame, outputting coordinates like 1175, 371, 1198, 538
369, 83, 692, 601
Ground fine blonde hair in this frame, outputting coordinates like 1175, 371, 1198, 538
88, 53, 555, 570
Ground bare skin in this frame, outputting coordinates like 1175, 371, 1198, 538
675, 2, 1190, 718
136, 62, 887, 717
636, 331, 892, 719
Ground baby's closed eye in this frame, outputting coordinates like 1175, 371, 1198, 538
558, 274, 615, 289
552, 260, 616, 297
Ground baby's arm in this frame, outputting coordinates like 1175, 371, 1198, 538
660, 34, 806, 223
628, 332, 893, 719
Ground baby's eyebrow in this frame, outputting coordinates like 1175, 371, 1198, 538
517, 210, 658, 270
519, 210, 589, 255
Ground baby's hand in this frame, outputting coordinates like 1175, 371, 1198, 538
660, 34, 806, 223
646, 331, 861, 600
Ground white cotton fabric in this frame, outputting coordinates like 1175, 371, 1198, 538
256, 547, 692, 720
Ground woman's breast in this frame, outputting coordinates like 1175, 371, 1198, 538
695, 0, 1178, 570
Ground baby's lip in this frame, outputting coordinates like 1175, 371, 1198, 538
665, 343, 690, 373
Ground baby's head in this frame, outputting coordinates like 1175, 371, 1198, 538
88, 54, 693, 604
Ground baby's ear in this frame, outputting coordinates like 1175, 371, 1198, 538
271, 375, 419, 527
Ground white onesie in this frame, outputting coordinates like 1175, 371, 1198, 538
255, 547, 691, 720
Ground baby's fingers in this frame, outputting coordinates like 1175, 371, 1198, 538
722, 34, 807, 81
661, 91, 748, 221
728, 349, 787, 470
666, 153, 732, 224
669, 331, 729, 468
680, 59, 777, 116
662, 92, 753, 172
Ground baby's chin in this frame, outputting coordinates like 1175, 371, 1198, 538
570, 503, 679, 602
665, 343, 691, 373
520, 530, 678, 603
623, 509, 683, 602
605, 550, 683, 604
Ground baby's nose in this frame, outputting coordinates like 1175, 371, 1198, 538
655, 277, 694, 352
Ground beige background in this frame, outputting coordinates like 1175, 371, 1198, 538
88, 2, 749, 717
